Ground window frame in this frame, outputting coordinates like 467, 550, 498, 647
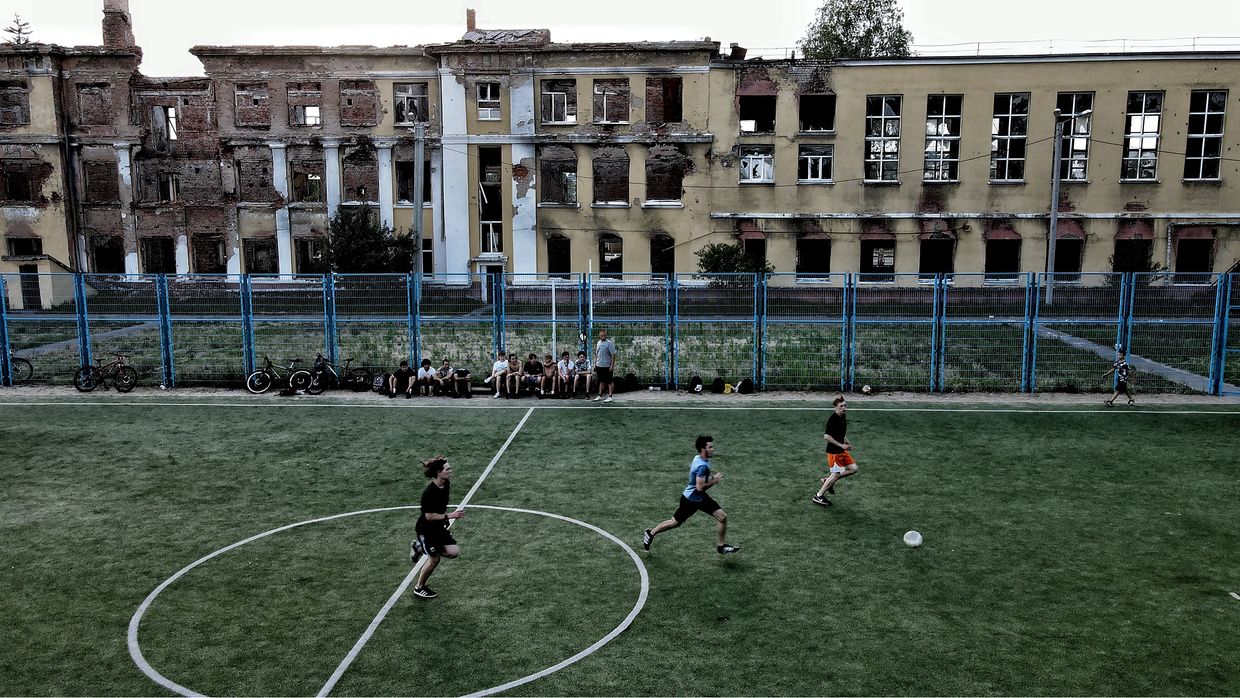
393, 82, 429, 125
864, 95, 902, 182
540, 80, 578, 124
797, 145, 834, 183
1120, 91, 1163, 182
739, 145, 774, 184
923, 95, 962, 182
990, 92, 1029, 183
1183, 90, 1226, 182
592, 79, 630, 124
477, 82, 502, 121
1056, 92, 1094, 182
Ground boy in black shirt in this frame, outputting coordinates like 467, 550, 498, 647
1102, 349, 1136, 406
389, 360, 415, 398
409, 455, 465, 599
813, 396, 857, 506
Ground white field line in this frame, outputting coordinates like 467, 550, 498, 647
315, 406, 535, 698
1, 400, 1238, 415
1230, 592, 1240, 601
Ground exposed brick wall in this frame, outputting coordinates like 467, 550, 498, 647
83, 160, 120, 203
0, 80, 31, 126
341, 143, 379, 202
237, 158, 276, 202
76, 83, 114, 125
234, 82, 271, 127
339, 80, 379, 127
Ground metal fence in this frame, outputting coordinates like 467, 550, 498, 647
1, 271, 1235, 395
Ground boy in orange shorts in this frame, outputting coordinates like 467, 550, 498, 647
813, 395, 857, 506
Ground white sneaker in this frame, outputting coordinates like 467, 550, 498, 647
493, 392, 501, 399
592, 395, 602, 402
604, 396, 613, 403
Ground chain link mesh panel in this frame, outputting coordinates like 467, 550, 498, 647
1032, 274, 1124, 393
166, 275, 245, 386
501, 274, 584, 371
940, 274, 1030, 392
763, 274, 846, 391
81, 274, 163, 388
335, 273, 409, 376
419, 274, 494, 386
248, 275, 327, 375
673, 274, 755, 387
852, 274, 935, 392
590, 274, 670, 386
0, 272, 80, 385
1225, 274, 1240, 393
1126, 273, 1219, 393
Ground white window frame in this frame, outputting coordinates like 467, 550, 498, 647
1184, 90, 1227, 181
990, 92, 1028, 183
163, 105, 178, 140
541, 88, 576, 124
797, 145, 834, 183
157, 172, 179, 203
1057, 92, 1093, 181
739, 146, 774, 184
291, 104, 321, 127
477, 82, 501, 121
593, 79, 629, 124
1121, 91, 1163, 182
864, 95, 901, 182
394, 83, 429, 124
923, 95, 962, 182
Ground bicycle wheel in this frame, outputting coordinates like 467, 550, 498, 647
115, 366, 138, 393
346, 368, 373, 392
305, 371, 328, 395
74, 366, 99, 392
246, 370, 273, 395
288, 369, 313, 392
10, 357, 33, 384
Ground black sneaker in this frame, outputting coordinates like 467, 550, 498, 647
717, 544, 740, 555
409, 539, 423, 565
812, 495, 832, 507
412, 585, 438, 599
642, 528, 653, 551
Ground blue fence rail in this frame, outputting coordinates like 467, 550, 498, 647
0, 271, 1235, 395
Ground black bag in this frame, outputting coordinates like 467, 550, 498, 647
737, 378, 754, 394
621, 371, 639, 393
372, 373, 391, 393
710, 377, 726, 394
688, 375, 703, 394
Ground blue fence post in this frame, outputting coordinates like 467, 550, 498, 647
578, 273, 587, 353
73, 273, 92, 369
496, 273, 506, 355
405, 272, 417, 366
936, 274, 949, 392
759, 274, 769, 389
1020, 272, 1034, 392
1207, 274, 1230, 395
412, 271, 422, 362
929, 275, 940, 392
0, 275, 10, 386
664, 273, 673, 388
323, 274, 338, 366
155, 274, 175, 388
846, 273, 857, 392
752, 273, 762, 386
240, 275, 256, 375
838, 273, 849, 392
1029, 273, 1043, 393
670, 274, 679, 388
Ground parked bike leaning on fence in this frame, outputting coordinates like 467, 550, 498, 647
74, 352, 137, 393
245, 356, 312, 395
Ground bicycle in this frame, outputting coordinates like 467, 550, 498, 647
74, 352, 137, 393
5, 350, 33, 385
305, 353, 373, 395
245, 355, 312, 395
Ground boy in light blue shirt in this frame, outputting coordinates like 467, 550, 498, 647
642, 435, 739, 555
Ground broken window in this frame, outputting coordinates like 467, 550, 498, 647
798, 94, 836, 132
541, 79, 577, 124
991, 93, 1029, 182
140, 237, 176, 274
923, 95, 962, 182
244, 237, 278, 274
1175, 238, 1214, 283
1056, 92, 1093, 181
192, 235, 227, 273
645, 144, 688, 202
593, 79, 630, 123
650, 234, 675, 276
394, 83, 428, 124
865, 95, 901, 182
592, 146, 629, 204
5, 237, 42, 256
396, 159, 432, 204
2, 162, 34, 202
918, 238, 955, 280
234, 82, 271, 127
287, 82, 323, 126
1112, 239, 1153, 273
420, 234, 433, 275
163, 106, 178, 140
76, 83, 112, 125
90, 235, 125, 273
290, 105, 321, 127
645, 77, 682, 123
984, 239, 1021, 282
798, 145, 833, 182
599, 233, 623, 278
547, 234, 571, 278
1053, 238, 1083, 282
84, 160, 119, 203
1184, 90, 1226, 181
739, 146, 774, 183
744, 238, 767, 268
739, 95, 776, 133
477, 82, 501, 121
538, 145, 577, 205
0, 80, 30, 125
796, 238, 831, 276
296, 238, 328, 274
1121, 91, 1162, 181
237, 159, 274, 201
157, 172, 179, 203
478, 147, 503, 253
291, 162, 325, 203
860, 240, 895, 280
339, 80, 379, 127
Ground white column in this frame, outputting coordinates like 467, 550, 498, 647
439, 68, 471, 275
509, 73, 538, 276
322, 137, 342, 221
431, 148, 444, 277
174, 234, 189, 274
266, 140, 293, 277
374, 137, 396, 230
113, 143, 139, 275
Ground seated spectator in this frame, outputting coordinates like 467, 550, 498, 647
389, 360, 415, 399
487, 350, 509, 399
435, 358, 455, 397
522, 353, 543, 396
540, 353, 557, 396
572, 351, 592, 397
505, 353, 522, 398
452, 364, 472, 398
556, 351, 574, 398
415, 358, 437, 396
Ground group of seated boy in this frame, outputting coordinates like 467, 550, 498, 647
386, 358, 473, 398
486, 350, 593, 399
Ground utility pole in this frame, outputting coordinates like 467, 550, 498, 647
1046, 110, 1065, 306
411, 122, 426, 275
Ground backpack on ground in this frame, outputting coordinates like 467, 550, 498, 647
372, 373, 391, 393
737, 378, 754, 394
710, 377, 725, 394
621, 371, 639, 392
688, 375, 704, 394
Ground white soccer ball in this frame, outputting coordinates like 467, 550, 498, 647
861, 385, 872, 395
903, 530, 923, 548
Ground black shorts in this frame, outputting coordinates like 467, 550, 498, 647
1116, 380, 1129, 392
415, 524, 457, 557
672, 493, 721, 523
596, 366, 614, 385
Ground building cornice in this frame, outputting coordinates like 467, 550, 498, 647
710, 212, 1240, 221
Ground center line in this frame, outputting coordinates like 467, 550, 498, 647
316, 406, 536, 697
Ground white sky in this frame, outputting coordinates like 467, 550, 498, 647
9, 0, 1240, 76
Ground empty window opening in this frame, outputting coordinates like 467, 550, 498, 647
1052, 238, 1083, 282
90, 235, 125, 273
860, 240, 895, 280
288, 82, 323, 127
1175, 238, 1214, 283
865, 95, 902, 181
744, 238, 767, 268
1121, 91, 1162, 181
739, 95, 776, 133
592, 146, 629, 204
291, 105, 321, 127
798, 145, 833, 182
477, 82, 501, 121
140, 237, 176, 274
919, 238, 955, 279
650, 234, 675, 276
292, 163, 325, 203
984, 239, 1021, 282
991, 93, 1029, 182
541, 79, 577, 124
478, 147, 503, 253
593, 79, 630, 123
796, 238, 831, 276
799, 94, 836, 132
157, 172, 179, 203
396, 159, 432, 204
394, 83, 429, 124
1184, 90, 1226, 181
5, 236, 42, 256
539, 145, 577, 205
547, 234, 571, 278
244, 237, 278, 274
0, 80, 30, 125
296, 238, 328, 274
192, 235, 227, 273
1056, 92, 1093, 181
1112, 239, 1153, 273
645, 77, 682, 123
645, 144, 688, 202
2, 162, 34, 202
598, 233, 623, 278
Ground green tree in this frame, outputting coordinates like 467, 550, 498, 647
798, 0, 914, 60
325, 205, 418, 273
695, 242, 775, 275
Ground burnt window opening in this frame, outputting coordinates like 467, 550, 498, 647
796, 238, 831, 276
477, 82, 501, 121
396, 160, 432, 204
1112, 239, 1153, 273
1175, 238, 1214, 283
860, 240, 895, 280
650, 234, 675, 276
157, 173, 179, 203
291, 163, 325, 203
798, 145, 833, 182
163, 106, 178, 140
296, 238, 328, 274
90, 235, 125, 273
593, 79, 630, 124
5, 236, 42, 256
645, 77, 682, 123
547, 234, 571, 278
538, 145, 577, 205
799, 94, 836, 132
140, 237, 176, 274
984, 239, 1021, 282
0, 80, 30, 125
394, 83, 429, 124
1185, 90, 1227, 181
478, 147, 503, 253
739, 95, 776, 133
76, 83, 112, 125
244, 237, 278, 274
598, 233, 623, 278
192, 235, 227, 273
84, 161, 119, 203
744, 238, 767, 268
1053, 238, 1084, 282
592, 146, 629, 204
234, 82, 270, 127
919, 238, 955, 280
2, 162, 34, 202
541, 79, 577, 124
645, 144, 688, 202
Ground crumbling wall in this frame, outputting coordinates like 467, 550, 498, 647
83, 159, 120, 203
341, 141, 379, 202
339, 80, 379, 127
234, 81, 271, 127
0, 80, 31, 126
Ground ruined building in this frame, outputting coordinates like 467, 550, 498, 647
2, 1, 1239, 309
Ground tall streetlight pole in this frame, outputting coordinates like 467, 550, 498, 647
410, 122, 426, 275
1047, 107, 1090, 306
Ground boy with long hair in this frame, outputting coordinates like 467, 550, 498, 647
409, 455, 465, 599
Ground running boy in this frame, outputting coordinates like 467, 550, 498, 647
1103, 349, 1136, 406
642, 435, 740, 555
409, 455, 465, 599
813, 396, 857, 507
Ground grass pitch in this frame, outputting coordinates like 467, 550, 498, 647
1, 397, 1238, 696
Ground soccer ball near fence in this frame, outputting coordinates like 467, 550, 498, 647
861, 385, 873, 395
